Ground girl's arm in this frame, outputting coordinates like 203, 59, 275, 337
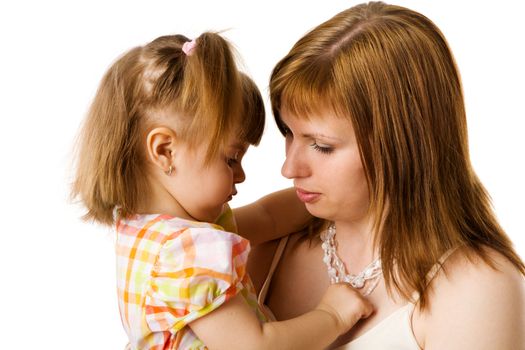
190, 283, 373, 350
417, 248, 525, 349
233, 187, 312, 246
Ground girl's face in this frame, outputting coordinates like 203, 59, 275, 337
171, 136, 248, 223
280, 108, 370, 224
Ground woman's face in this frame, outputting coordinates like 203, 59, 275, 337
280, 107, 370, 224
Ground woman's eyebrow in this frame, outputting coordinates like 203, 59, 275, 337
300, 132, 341, 141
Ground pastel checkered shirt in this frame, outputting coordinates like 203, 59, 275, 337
116, 210, 264, 349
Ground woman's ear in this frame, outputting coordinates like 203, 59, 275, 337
146, 127, 177, 174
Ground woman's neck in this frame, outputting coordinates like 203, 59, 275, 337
332, 218, 378, 274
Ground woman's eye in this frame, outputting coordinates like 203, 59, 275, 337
311, 142, 333, 154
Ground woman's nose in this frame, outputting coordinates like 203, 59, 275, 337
281, 142, 308, 179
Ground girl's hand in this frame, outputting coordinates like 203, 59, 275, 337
315, 283, 374, 334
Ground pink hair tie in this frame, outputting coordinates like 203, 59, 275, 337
182, 39, 197, 56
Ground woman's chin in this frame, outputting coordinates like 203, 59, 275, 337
305, 204, 333, 221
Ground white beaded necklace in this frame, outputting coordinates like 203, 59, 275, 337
320, 223, 383, 296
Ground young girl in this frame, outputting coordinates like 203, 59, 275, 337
72, 32, 372, 349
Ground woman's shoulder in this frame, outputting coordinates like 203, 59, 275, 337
435, 246, 523, 290
415, 246, 525, 349
427, 245, 525, 314
247, 231, 311, 294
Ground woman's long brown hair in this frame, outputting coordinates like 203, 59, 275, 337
270, 1, 524, 307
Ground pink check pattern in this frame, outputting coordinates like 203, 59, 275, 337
116, 210, 264, 349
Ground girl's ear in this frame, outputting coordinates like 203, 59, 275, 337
146, 127, 177, 174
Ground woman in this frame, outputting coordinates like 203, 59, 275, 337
246, 2, 525, 349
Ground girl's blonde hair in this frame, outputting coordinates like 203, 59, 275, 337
72, 32, 256, 226
239, 72, 265, 146
270, 1, 524, 307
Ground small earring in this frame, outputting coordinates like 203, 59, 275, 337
166, 165, 173, 176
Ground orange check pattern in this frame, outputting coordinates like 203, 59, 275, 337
116, 210, 264, 349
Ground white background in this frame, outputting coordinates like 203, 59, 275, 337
0, 1, 523, 348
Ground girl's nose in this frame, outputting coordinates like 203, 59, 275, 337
233, 163, 246, 184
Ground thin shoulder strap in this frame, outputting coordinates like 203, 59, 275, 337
411, 247, 459, 302
425, 248, 458, 284
258, 236, 290, 306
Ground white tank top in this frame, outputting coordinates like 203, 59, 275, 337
335, 302, 420, 349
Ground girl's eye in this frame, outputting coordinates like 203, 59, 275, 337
311, 142, 333, 154
226, 158, 237, 167
226, 151, 240, 167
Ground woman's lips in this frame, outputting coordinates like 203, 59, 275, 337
295, 188, 321, 203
